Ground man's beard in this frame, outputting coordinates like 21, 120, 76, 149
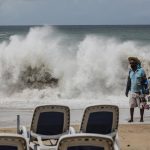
131, 64, 137, 70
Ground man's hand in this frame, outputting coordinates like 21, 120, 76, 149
125, 91, 128, 97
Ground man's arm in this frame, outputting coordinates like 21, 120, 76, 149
141, 73, 148, 94
125, 75, 131, 97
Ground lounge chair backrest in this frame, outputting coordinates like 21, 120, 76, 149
57, 133, 114, 150
80, 105, 119, 134
0, 134, 27, 150
30, 105, 70, 135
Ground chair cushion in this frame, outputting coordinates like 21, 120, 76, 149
37, 112, 64, 135
86, 111, 113, 134
0, 146, 17, 150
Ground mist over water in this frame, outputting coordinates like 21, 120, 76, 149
0, 26, 150, 108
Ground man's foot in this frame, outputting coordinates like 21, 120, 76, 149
128, 119, 133, 122
140, 119, 144, 122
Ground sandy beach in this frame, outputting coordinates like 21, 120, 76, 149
0, 124, 150, 150
119, 124, 150, 150
0, 107, 150, 150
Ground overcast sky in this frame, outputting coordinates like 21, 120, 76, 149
0, 0, 150, 25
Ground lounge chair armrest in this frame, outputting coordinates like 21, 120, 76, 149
69, 126, 76, 134
107, 130, 117, 138
20, 126, 29, 139
114, 144, 119, 150
114, 140, 120, 150
114, 132, 120, 149
108, 131, 120, 149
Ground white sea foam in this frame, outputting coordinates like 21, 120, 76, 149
0, 26, 150, 108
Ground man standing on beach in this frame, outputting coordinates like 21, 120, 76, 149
125, 57, 147, 122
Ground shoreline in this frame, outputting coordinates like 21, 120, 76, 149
1, 107, 150, 128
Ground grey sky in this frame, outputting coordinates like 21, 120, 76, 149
0, 0, 150, 25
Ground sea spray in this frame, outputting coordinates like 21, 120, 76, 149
0, 26, 150, 107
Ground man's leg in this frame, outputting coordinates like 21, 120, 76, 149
138, 95, 144, 122
128, 108, 134, 122
140, 108, 144, 122
129, 94, 135, 122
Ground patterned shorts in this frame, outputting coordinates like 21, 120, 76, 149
129, 93, 145, 108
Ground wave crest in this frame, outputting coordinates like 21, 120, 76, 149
0, 26, 150, 99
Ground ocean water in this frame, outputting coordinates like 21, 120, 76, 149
0, 25, 150, 109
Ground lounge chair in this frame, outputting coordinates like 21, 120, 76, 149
0, 133, 28, 150
57, 133, 119, 150
20, 105, 75, 150
80, 105, 119, 147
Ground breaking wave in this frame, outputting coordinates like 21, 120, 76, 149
0, 26, 150, 106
